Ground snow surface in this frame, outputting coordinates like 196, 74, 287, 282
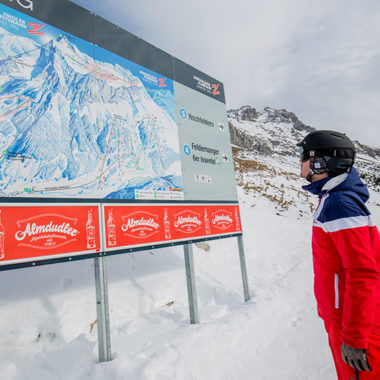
1, 176, 379, 379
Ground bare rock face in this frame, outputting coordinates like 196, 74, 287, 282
229, 121, 272, 155
239, 105, 258, 121
355, 141, 380, 159
228, 105, 257, 122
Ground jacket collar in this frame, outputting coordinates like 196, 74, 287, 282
302, 168, 369, 202
321, 173, 349, 192
302, 173, 348, 196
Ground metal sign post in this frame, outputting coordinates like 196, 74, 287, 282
183, 243, 200, 324
94, 256, 112, 362
237, 235, 251, 302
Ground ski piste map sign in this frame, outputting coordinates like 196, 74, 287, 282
0, 0, 241, 270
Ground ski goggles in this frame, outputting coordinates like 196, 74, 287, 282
299, 147, 311, 162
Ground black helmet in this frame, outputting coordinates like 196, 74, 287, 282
297, 130, 356, 176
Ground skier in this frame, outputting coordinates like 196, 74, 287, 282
298, 130, 380, 379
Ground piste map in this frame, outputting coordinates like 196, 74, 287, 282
0, 4, 183, 200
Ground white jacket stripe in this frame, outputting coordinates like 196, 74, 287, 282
313, 215, 374, 233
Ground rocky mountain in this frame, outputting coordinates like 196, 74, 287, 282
228, 106, 380, 216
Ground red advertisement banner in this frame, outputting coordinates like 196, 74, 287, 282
0, 203, 241, 266
103, 204, 242, 250
0, 205, 100, 265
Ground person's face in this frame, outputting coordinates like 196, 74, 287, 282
300, 159, 310, 179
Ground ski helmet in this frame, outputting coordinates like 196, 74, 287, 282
297, 130, 356, 176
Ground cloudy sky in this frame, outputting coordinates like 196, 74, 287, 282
72, 0, 380, 147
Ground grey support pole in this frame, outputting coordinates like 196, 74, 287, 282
183, 243, 200, 324
94, 256, 112, 362
237, 235, 251, 302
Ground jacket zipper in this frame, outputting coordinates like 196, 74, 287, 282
334, 273, 339, 309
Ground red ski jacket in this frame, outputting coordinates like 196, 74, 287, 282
303, 168, 380, 349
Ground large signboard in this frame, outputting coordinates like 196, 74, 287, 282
0, 0, 237, 202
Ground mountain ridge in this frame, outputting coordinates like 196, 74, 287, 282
228, 105, 379, 216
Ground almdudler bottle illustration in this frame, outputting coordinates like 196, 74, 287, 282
164, 208, 171, 240
107, 208, 117, 246
235, 208, 241, 231
86, 209, 96, 249
204, 208, 211, 235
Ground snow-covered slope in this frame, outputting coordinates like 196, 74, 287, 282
0, 105, 379, 380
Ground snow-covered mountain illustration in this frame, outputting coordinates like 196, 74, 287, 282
0, 26, 182, 199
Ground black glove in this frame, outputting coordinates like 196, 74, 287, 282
341, 343, 372, 371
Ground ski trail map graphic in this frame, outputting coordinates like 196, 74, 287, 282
0, 5, 183, 199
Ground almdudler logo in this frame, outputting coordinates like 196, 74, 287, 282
121, 211, 160, 239
211, 209, 233, 230
15, 213, 79, 249
173, 210, 202, 234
